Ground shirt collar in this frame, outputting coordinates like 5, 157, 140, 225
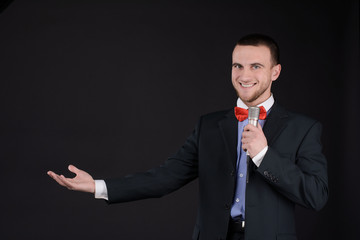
236, 94, 274, 112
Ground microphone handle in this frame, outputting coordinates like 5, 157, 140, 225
246, 118, 258, 183
248, 119, 258, 127
246, 119, 258, 156
246, 156, 250, 184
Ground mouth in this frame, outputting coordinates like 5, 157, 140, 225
240, 82, 256, 88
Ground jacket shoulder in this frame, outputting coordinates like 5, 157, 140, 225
271, 103, 319, 126
200, 109, 233, 121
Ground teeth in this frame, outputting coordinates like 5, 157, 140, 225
241, 83, 255, 88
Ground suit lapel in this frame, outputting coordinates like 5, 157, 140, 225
218, 109, 238, 168
263, 103, 289, 146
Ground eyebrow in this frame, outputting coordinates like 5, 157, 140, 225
232, 62, 265, 67
250, 62, 265, 67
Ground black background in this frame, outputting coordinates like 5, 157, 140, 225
0, 0, 359, 239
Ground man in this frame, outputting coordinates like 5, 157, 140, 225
48, 34, 328, 240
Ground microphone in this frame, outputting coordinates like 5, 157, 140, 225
246, 107, 260, 156
246, 107, 260, 183
248, 106, 260, 127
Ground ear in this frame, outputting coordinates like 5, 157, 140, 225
271, 64, 281, 81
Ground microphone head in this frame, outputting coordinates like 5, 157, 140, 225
248, 107, 260, 120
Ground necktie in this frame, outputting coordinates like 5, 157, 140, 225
234, 106, 267, 122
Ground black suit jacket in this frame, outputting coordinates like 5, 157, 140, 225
105, 103, 329, 240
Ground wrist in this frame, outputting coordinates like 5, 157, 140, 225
252, 146, 268, 167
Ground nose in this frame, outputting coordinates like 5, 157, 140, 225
238, 67, 252, 81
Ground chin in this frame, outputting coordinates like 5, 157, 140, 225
238, 94, 254, 102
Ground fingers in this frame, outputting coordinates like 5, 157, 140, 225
47, 171, 61, 183
241, 123, 267, 157
47, 170, 77, 190
47, 166, 95, 193
59, 175, 77, 190
47, 171, 70, 188
244, 123, 261, 132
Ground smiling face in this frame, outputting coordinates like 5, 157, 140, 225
231, 45, 281, 106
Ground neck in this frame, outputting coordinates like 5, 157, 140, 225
237, 94, 274, 112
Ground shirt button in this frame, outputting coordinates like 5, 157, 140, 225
236, 198, 240, 202
239, 173, 244, 178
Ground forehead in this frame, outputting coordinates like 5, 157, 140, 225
232, 45, 272, 64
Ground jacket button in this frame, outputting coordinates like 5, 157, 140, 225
264, 170, 269, 177
224, 204, 230, 210
230, 170, 235, 177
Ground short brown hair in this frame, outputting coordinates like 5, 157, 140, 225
237, 33, 280, 65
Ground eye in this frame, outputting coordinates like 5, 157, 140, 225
232, 63, 242, 69
252, 65, 261, 70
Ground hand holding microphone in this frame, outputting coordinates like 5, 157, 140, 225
242, 107, 267, 183
241, 107, 268, 158
246, 107, 260, 156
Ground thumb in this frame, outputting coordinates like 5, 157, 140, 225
68, 165, 80, 174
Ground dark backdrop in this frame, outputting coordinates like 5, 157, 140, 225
0, 0, 359, 239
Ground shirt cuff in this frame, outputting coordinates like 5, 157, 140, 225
252, 146, 268, 167
94, 180, 109, 200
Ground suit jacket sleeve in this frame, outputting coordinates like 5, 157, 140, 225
257, 118, 328, 211
104, 119, 201, 203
